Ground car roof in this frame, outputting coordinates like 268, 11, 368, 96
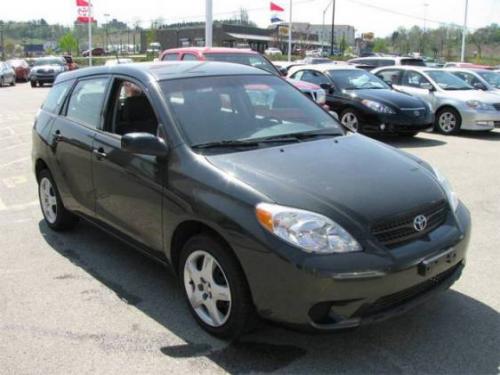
350, 56, 422, 61
162, 47, 257, 55
291, 63, 359, 72
55, 61, 271, 84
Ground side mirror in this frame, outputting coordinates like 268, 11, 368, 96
473, 82, 487, 90
121, 132, 169, 157
320, 83, 334, 93
278, 67, 288, 76
420, 82, 434, 91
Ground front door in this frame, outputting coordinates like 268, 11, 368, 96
92, 78, 164, 252
396, 70, 437, 110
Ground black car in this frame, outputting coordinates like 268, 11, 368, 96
33, 61, 470, 339
289, 65, 434, 136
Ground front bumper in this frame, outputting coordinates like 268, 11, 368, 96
459, 108, 500, 131
240, 202, 471, 330
361, 110, 434, 133
30, 73, 58, 83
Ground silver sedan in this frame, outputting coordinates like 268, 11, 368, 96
373, 66, 500, 134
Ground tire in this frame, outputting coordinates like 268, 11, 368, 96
30, 81, 37, 88
10, 78, 15, 86
179, 234, 256, 339
435, 107, 461, 135
38, 169, 79, 231
0, 77, 4, 87
340, 108, 361, 132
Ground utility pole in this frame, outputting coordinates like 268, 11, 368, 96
205, 0, 213, 47
330, 0, 336, 56
460, 0, 469, 62
104, 13, 110, 51
88, 0, 93, 66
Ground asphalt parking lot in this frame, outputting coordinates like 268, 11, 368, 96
0, 82, 499, 375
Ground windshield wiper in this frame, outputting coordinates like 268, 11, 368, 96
255, 130, 342, 142
191, 139, 262, 150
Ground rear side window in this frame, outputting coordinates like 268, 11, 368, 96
401, 59, 426, 66
162, 53, 178, 61
182, 54, 198, 61
376, 59, 396, 66
66, 78, 109, 128
42, 80, 73, 114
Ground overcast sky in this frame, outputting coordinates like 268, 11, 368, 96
3, 0, 499, 37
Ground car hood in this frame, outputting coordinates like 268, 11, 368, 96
436, 89, 500, 103
205, 134, 445, 227
343, 88, 425, 108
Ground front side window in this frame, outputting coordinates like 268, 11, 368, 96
161, 75, 342, 149
329, 70, 389, 90
106, 80, 158, 136
425, 70, 473, 90
42, 80, 73, 113
66, 78, 109, 128
402, 71, 432, 88
204, 53, 279, 75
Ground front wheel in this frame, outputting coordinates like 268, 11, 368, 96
38, 169, 78, 231
30, 80, 37, 88
435, 108, 461, 134
179, 234, 256, 339
340, 109, 360, 132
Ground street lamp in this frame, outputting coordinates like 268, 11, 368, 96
104, 13, 110, 51
460, 0, 469, 62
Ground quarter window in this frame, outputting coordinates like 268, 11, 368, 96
66, 78, 108, 128
42, 80, 73, 114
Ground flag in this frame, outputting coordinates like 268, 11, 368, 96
76, 0, 95, 23
270, 2, 284, 12
271, 15, 284, 23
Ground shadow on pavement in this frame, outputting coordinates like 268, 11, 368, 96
455, 129, 500, 141
376, 134, 447, 149
39, 220, 499, 374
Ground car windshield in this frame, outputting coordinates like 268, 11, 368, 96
425, 70, 473, 90
477, 71, 500, 89
35, 59, 63, 66
204, 53, 279, 75
161, 75, 343, 151
329, 69, 389, 90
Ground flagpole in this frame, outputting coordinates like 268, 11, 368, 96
288, 0, 292, 62
88, 0, 92, 66
205, 0, 213, 47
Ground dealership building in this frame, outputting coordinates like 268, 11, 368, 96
141, 22, 354, 53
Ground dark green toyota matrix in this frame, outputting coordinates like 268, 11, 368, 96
32, 61, 471, 339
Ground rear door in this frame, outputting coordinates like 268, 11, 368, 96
51, 76, 110, 216
91, 77, 164, 253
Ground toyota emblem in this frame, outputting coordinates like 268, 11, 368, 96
414, 110, 420, 116
413, 215, 428, 232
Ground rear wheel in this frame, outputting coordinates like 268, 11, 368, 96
38, 169, 78, 231
0, 77, 4, 87
340, 109, 360, 132
10, 78, 15, 86
179, 234, 256, 339
30, 80, 37, 88
435, 107, 461, 135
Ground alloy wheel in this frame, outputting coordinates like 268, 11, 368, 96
341, 112, 359, 132
183, 250, 232, 327
438, 112, 457, 133
39, 177, 58, 224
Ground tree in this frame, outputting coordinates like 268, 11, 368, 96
59, 32, 78, 54
372, 38, 388, 53
339, 34, 347, 55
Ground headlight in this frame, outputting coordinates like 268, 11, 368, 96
255, 203, 362, 254
432, 167, 459, 212
361, 99, 395, 114
315, 89, 326, 105
465, 100, 495, 111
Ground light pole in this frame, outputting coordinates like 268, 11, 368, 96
205, 0, 213, 47
0, 21, 4, 61
330, 0, 336, 56
288, 0, 292, 62
104, 13, 110, 51
322, 0, 334, 50
460, 0, 469, 62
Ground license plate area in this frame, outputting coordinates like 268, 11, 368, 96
418, 247, 458, 276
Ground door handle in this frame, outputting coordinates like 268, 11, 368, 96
93, 147, 107, 159
53, 129, 61, 141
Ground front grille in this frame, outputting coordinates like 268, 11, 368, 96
493, 103, 500, 111
371, 200, 448, 248
494, 121, 500, 128
354, 263, 461, 318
